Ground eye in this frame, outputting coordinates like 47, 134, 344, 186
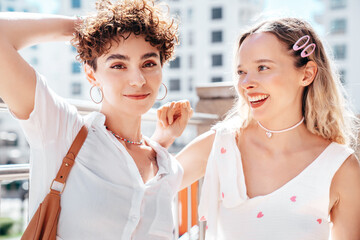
258, 65, 269, 71
110, 64, 125, 70
237, 70, 246, 76
143, 61, 157, 68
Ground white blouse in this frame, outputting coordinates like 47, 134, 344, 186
198, 126, 354, 240
15, 71, 183, 240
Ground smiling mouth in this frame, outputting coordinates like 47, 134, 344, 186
124, 93, 150, 100
248, 94, 269, 108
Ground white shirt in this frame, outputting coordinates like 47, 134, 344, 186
198, 126, 354, 240
14, 71, 183, 240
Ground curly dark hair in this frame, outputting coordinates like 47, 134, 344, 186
71, 0, 178, 71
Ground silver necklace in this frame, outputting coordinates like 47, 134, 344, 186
257, 117, 305, 138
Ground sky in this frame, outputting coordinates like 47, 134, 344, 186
263, 0, 324, 34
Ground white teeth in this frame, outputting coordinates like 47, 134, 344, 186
248, 95, 269, 102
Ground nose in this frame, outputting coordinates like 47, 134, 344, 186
239, 73, 257, 91
129, 69, 146, 87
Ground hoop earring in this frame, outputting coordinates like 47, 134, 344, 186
90, 85, 104, 104
156, 82, 168, 101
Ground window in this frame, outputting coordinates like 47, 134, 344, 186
7, 7, 15, 12
188, 77, 193, 91
211, 7, 222, 20
173, 9, 181, 19
188, 31, 194, 45
211, 77, 223, 83
211, 30, 223, 43
333, 45, 346, 60
71, 46, 77, 52
170, 57, 181, 69
72, 0, 81, 9
72, 62, 82, 73
339, 69, 346, 84
188, 55, 194, 69
169, 79, 181, 91
71, 82, 82, 95
330, 19, 346, 34
211, 54, 223, 67
187, 8, 193, 23
31, 45, 38, 50
330, 0, 346, 9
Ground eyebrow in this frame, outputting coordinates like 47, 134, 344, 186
105, 52, 159, 62
237, 59, 275, 68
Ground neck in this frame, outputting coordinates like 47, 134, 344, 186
101, 106, 143, 143
248, 117, 310, 153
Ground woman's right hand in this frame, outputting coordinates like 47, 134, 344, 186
151, 100, 193, 149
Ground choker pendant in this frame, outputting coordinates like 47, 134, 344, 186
257, 117, 305, 139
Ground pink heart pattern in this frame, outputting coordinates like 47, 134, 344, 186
317, 219, 322, 224
257, 212, 264, 218
222, 192, 224, 198
290, 196, 297, 202
200, 216, 206, 222
220, 147, 226, 154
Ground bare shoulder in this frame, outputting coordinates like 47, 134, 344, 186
330, 154, 360, 239
332, 153, 360, 198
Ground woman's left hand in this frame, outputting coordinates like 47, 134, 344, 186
151, 100, 193, 149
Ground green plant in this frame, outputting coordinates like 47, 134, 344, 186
0, 217, 14, 235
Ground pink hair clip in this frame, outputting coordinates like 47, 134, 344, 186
293, 35, 316, 58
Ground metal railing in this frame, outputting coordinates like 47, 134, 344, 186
0, 99, 218, 240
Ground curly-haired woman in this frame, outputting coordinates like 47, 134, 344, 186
0, 0, 192, 239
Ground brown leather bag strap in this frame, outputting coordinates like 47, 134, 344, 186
50, 125, 88, 194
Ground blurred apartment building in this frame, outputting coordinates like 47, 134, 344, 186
321, 0, 360, 113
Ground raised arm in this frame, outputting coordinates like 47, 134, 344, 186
330, 154, 360, 239
0, 12, 77, 119
154, 101, 215, 190
176, 130, 215, 190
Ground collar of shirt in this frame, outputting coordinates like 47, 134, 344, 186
84, 111, 171, 180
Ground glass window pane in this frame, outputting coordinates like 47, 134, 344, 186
211, 77, 223, 82
212, 54, 223, 67
169, 79, 181, 91
211, 7, 222, 20
211, 31, 223, 43
333, 45, 346, 59
170, 57, 181, 69
330, 19, 346, 34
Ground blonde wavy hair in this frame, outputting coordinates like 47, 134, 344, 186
222, 18, 359, 148
71, 0, 178, 71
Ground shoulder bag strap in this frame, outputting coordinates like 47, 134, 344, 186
50, 125, 88, 194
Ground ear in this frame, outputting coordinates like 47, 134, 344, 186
84, 64, 99, 86
300, 61, 318, 86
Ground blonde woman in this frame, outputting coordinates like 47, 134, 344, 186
157, 18, 360, 239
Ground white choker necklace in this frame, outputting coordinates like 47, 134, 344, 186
257, 117, 305, 138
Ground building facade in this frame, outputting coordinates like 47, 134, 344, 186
321, 0, 360, 113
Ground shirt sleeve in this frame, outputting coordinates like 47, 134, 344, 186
10, 70, 83, 149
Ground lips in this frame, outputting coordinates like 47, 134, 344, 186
123, 93, 150, 100
247, 94, 269, 109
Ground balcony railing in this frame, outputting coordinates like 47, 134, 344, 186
0, 99, 218, 240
